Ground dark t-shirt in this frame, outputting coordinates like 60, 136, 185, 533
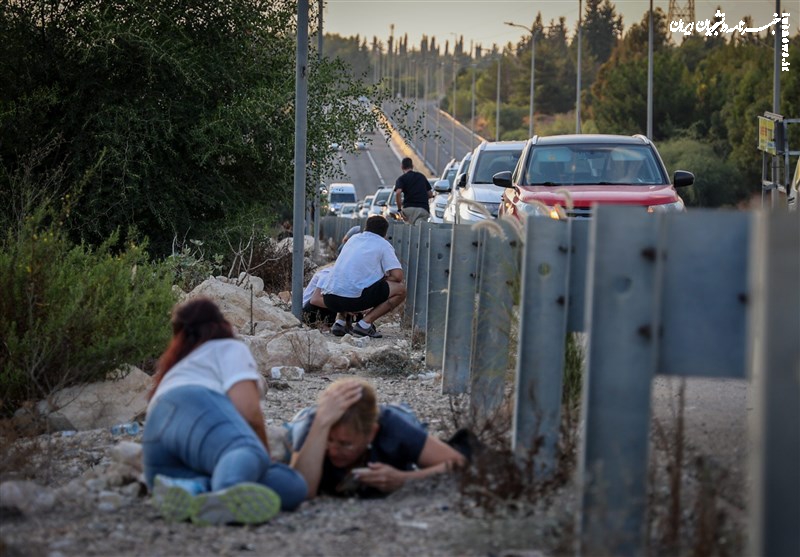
289, 404, 428, 498
394, 170, 432, 210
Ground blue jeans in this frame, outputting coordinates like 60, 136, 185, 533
143, 385, 307, 511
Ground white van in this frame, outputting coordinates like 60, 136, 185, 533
327, 183, 357, 215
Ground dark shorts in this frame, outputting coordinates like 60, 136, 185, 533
302, 303, 337, 326
323, 278, 390, 313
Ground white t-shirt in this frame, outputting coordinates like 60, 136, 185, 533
322, 231, 402, 298
302, 267, 332, 306
148, 338, 263, 414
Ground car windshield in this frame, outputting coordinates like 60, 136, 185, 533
471, 149, 522, 184
330, 192, 355, 203
341, 204, 356, 214
445, 167, 458, 187
524, 144, 666, 186
373, 189, 391, 205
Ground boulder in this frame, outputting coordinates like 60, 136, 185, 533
0, 480, 56, 514
188, 277, 300, 332
277, 235, 315, 254
243, 329, 330, 371
35, 366, 151, 432
237, 272, 265, 296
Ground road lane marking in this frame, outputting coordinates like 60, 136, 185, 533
366, 149, 385, 185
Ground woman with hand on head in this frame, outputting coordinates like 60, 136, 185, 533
289, 378, 466, 498
143, 297, 307, 525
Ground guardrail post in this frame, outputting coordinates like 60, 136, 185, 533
412, 222, 432, 333
579, 206, 662, 556
512, 217, 571, 475
441, 224, 480, 394
469, 220, 521, 419
748, 211, 800, 557
426, 226, 451, 369
404, 225, 422, 323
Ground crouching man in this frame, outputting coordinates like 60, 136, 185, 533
311, 216, 405, 338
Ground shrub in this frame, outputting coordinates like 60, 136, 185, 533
0, 217, 176, 417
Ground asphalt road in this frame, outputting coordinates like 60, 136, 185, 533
327, 129, 402, 202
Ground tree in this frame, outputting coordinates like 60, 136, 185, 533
0, 0, 390, 254
582, 0, 623, 65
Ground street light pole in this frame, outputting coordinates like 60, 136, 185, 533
312, 0, 323, 262
505, 21, 537, 137
576, 0, 582, 134
291, 0, 309, 319
647, 0, 653, 139
496, 51, 501, 141
470, 41, 476, 149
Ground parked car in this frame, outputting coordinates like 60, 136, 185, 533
492, 134, 693, 220
444, 141, 525, 224
355, 139, 368, 150
359, 195, 374, 218
339, 202, 359, 219
369, 186, 393, 215
381, 190, 403, 221
789, 157, 798, 212
327, 183, 357, 215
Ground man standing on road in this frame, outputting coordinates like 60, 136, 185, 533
312, 216, 406, 338
394, 157, 433, 225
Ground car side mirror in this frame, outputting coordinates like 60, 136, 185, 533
492, 171, 512, 188
673, 170, 694, 188
433, 179, 451, 193
457, 173, 467, 188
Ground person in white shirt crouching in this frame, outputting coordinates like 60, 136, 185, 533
311, 215, 406, 338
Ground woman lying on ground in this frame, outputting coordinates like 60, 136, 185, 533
143, 297, 307, 525
289, 378, 467, 498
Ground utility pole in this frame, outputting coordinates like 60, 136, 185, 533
312, 0, 322, 261
470, 41, 476, 149
423, 61, 429, 164
647, 0, 653, 139
576, 0, 582, 134
291, 0, 309, 319
496, 51, 501, 141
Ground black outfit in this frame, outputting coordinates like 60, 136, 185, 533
394, 170, 432, 210
289, 405, 428, 498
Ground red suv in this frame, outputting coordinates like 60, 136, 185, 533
492, 134, 693, 220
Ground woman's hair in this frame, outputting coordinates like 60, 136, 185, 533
327, 378, 378, 436
148, 297, 234, 400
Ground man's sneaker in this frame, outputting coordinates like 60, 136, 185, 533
190, 483, 281, 526
331, 322, 347, 337
152, 475, 207, 522
351, 322, 382, 338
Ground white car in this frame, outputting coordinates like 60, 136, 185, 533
339, 202, 359, 219
359, 195, 374, 218
369, 187, 393, 215
444, 141, 524, 224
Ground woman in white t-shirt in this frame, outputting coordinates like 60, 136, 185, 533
143, 297, 307, 525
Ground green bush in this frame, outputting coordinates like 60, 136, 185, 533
656, 137, 742, 207
0, 219, 176, 417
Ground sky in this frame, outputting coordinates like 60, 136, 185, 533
324, 0, 794, 50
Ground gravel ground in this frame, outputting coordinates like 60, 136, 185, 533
0, 315, 749, 557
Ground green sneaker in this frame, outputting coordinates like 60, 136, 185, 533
152, 475, 206, 522
190, 483, 281, 526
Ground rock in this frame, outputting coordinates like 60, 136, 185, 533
109, 442, 143, 471
277, 235, 315, 254
237, 272, 265, 295
278, 291, 291, 303
188, 277, 300, 332
267, 425, 291, 464
244, 329, 330, 371
270, 366, 305, 381
97, 490, 124, 512
0, 481, 56, 514
35, 366, 151, 432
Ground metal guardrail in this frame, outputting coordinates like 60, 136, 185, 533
321, 210, 798, 557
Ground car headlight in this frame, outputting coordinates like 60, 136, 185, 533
517, 201, 558, 219
647, 200, 685, 213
